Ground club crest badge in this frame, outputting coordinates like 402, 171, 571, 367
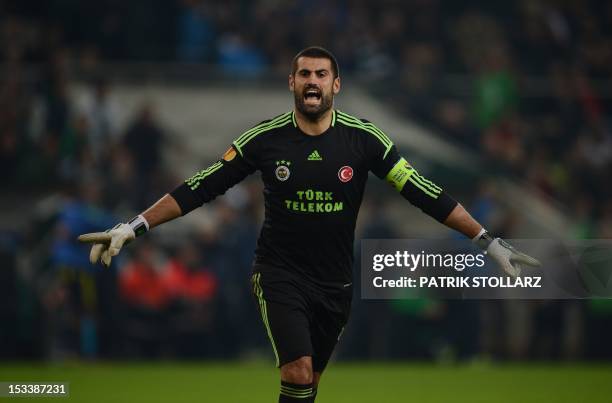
275, 160, 291, 181
338, 166, 353, 183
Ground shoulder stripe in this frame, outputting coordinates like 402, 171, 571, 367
234, 115, 292, 152
336, 116, 393, 156
233, 113, 292, 155
336, 111, 393, 147
234, 112, 291, 147
236, 114, 291, 147
234, 112, 291, 145
337, 112, 393, 147
336, 116, 393, 158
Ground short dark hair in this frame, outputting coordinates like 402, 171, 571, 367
291, 46, 339, 78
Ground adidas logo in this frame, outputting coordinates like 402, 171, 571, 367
308, 150, 322, 161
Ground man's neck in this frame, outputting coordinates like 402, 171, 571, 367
294, 108, 333, 136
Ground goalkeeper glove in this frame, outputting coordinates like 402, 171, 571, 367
473, 229, 541, 277
78, 215, 149, 267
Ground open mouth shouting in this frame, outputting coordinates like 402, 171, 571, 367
303, 86, 322, 106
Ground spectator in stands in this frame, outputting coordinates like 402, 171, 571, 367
122, 103, 165, 182
75, 77, 121, 163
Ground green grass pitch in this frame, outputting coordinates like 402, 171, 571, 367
0, 361, 610, 402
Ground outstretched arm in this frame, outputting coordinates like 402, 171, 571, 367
77, 194, 182, 267
382, 156, 540, 277
359, 116, 540, 277
442, 203, 482, 239
78, 143, 257, 267
142, 193, 182, 229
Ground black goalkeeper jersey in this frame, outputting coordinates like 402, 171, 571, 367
171, 110, 457, 289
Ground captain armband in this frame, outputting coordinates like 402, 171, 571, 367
385, 157, 457, 222
386, 158, 442, 198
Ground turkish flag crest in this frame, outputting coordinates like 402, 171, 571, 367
338, 166, 353, 183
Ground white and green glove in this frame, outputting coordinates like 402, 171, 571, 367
78, 215, 149, 267
473, 229, 541, 277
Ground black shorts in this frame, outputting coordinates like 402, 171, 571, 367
251, 265, 352, 373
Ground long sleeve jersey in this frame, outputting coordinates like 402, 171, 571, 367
171, 110, 457, 288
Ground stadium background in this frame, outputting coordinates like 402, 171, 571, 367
1, 0, 611, 401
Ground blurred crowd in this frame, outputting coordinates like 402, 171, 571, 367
3, 0, 610, 232
1, 0, 612, 362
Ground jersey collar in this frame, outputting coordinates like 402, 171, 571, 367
291, 109, 336, 128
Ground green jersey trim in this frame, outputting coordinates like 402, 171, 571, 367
408, 172, 441, 199
252, 273, 279, 367
335, 111, 393, 158
185, 161, 224, 190
292, 109, 336, 128
233, 112, 292, 156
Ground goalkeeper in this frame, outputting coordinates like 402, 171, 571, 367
79, 46, 539, 402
